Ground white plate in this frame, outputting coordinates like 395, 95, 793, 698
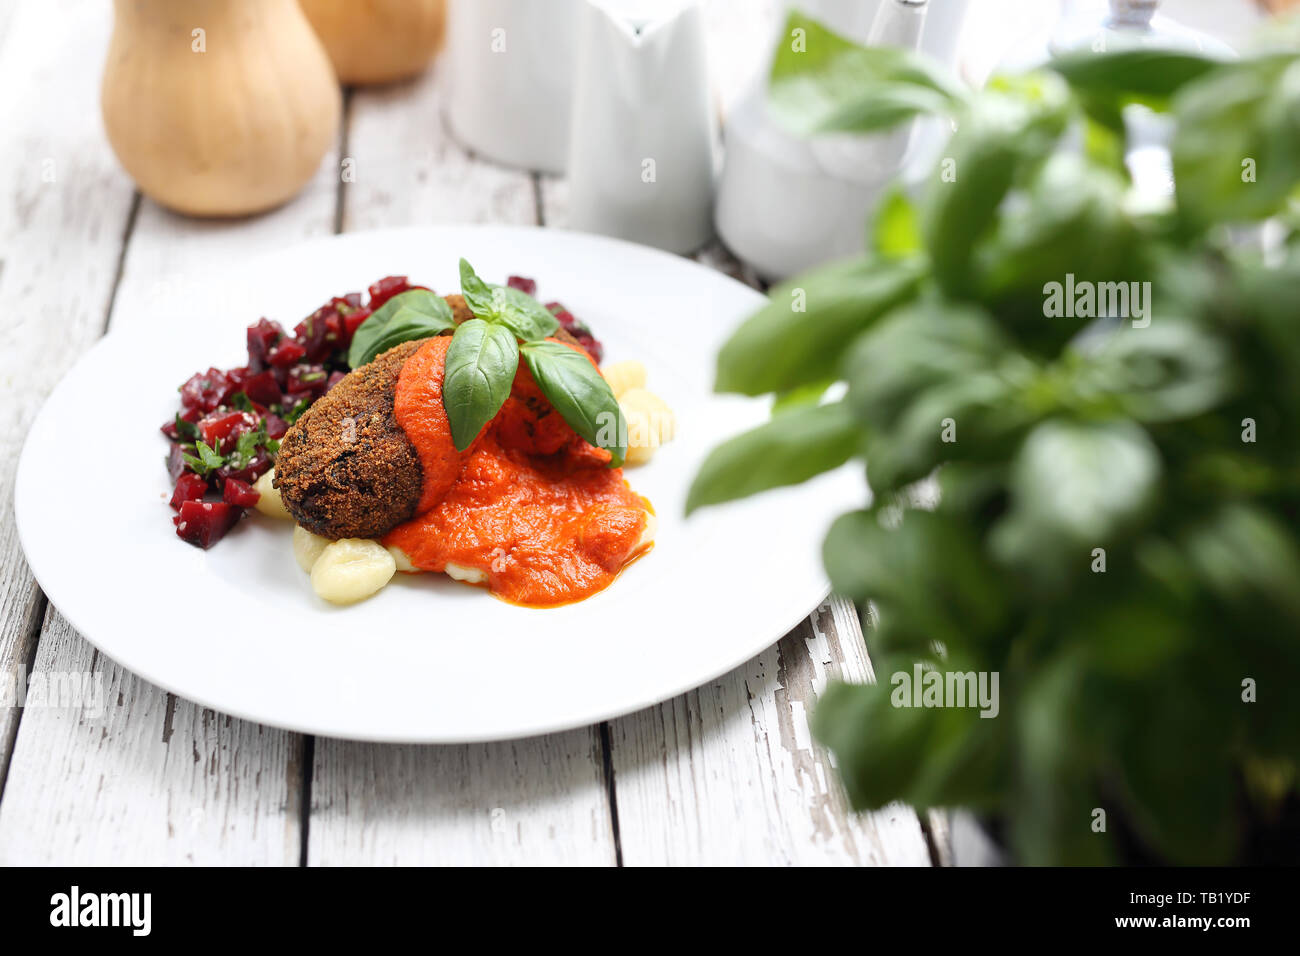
16, 226, 860, 742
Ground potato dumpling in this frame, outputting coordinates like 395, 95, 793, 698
293, 525, 331, 573
310, 537, 397, 605
445, 561, 488, 584
253, 468, 293, 520
387, 545, 417, 573
601, 360, 647, 400
620, 388, 676, 466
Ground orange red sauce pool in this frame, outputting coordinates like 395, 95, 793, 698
383, 337, 650, 607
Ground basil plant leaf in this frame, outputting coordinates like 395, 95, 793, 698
768, 11, 967, 136
522, 341, 625, 466
1172, 55, 1300, 228
921, 73, 1070, 296
685, 400, 858, 514
991, 418, 1161, 572
458, 257, 559, 341
348, 289, 454, 367
1047, 47, 1223, 109
443, 319, 520, 451
714, 256, 924, 397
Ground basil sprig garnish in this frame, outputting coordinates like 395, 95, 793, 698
440, 259, 623, 464
521, 341, 626, 467
443, 319, 520, 451
348, 289, 455, 368
458, 258, 559, 341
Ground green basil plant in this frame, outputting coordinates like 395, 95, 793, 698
689, 13, 1300, 864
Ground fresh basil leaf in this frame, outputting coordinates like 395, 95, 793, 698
771, 379, 834, 415
458, 257, 496, 316
769, 11, 967, 136
813, 674, 1006, 816
348, 289, 453, 367
685, 400, 857, 514
991, 419, 1160, 573
521, 340, 625, 466
458, 258, 559, 341
352, 305, 455, 367
714, 256, 923, 397
1172, 55, 1300, 228
922, 74, 1070, 296
823, 508, 1009, 648
869, 187, 923, 261
1048, 47, 1223, 108
443, 319, 519, 451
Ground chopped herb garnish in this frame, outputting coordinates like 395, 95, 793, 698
174, 414, 200, 442
230, 392, 254, 412
182, 439, 225, 476
284, 398, 312, 424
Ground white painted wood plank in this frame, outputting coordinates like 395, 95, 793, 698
0, 0, 136, 787
309, 734, 616, 866
0, 609, 303, 865
0, 0, 343, 863
339, 60, 537, 230
608, 597, 931, 865
306, 58, 616, 866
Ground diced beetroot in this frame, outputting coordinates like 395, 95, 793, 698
171, 472, 210, 510
222, 477, 260, 507
575, 333, 604, 364
197, 410, 258, 454
334, 293, 362, 311
287, 363, 329, 397
166, 443, 190, 482
161, 405, 202, 440
267, 339, 307, 368
507, 276, 537, 296
246, 318, 285, 371
179, 368, 232, 413
343, 307, 372, 340
295, 305, 343, 363
367, 275, 412, 310
264, 413, 289, 439
546, 302, 577, 330
325, 370, 347, 392
217, 450, 272, 485
242, 369, 281, 405
175, 500, 243, 549
225, 366, 248, 395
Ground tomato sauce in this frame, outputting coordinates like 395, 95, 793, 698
384, 338, 650, 607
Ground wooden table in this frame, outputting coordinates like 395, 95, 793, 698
0, 0, 1260, 866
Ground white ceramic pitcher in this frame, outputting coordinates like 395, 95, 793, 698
443, 0, 580, 174
565, 0, 717, 254
715, 0, 972, 281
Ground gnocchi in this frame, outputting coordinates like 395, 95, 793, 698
293, 525, 331, 573
444, 561, 488, 584
253, 468, 293, 520
387, 545, 417, 573
601, 360, 646, 399
620, 387, 676, 466
310, 537, 397, 605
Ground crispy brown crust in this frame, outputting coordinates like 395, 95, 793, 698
444, 293, 475, 325
274, 340, 426, 539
